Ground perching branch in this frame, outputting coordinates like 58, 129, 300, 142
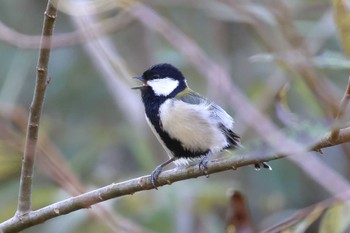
16, 0, 59, 215
1, 127, 350, 232
313, 127, 350, 152
330, 76, 350, 140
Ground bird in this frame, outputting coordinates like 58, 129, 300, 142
132, 63, 271, 188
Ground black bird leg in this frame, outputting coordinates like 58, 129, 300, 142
254, 162, 272, 170
151, 157, 176, 189
199, 151, 213, 177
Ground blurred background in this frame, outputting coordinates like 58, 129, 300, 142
0, 0, 350, 232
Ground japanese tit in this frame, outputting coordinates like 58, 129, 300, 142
132, 63, 270, 188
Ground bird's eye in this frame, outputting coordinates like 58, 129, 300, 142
153, 74, 160, 79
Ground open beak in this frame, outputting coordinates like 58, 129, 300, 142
131, 76, 147, 90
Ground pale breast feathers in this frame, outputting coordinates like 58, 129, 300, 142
178, 91, 234, 130
159, 92, 232, 152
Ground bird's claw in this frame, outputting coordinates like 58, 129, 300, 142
254, 162, 272, 171
199, 157, 209, 177
150, 165, 163, 189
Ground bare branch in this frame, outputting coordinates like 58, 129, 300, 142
16, 0, 59, 215
1, 125, 350, 232
330, 77, 350, 140
313, 127, 350, 151
0, 154, 278, 233
0, 10, 132, 49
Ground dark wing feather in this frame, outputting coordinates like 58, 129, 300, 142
220, 125, 241, 149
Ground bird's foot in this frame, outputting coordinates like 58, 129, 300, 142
150, 165, 163, 189
254, 162, 272, 171
199, 156, 209, 177
149, 157, 176, 189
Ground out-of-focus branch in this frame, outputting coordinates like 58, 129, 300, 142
16, 0, 58, 215
238, 0, 340, 116
1, 126, 350, 232
261, 191, 350, 233
69, 11, 145, 128
245, 10, 334, 135
0, 10, 133, 49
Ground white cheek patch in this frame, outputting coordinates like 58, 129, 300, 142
147, 77, 179, 96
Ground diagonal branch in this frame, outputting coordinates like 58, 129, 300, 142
330, 76, 350, 140
1, 126, 350, 232
313, 127, 350, 151
16, 0, 59, 215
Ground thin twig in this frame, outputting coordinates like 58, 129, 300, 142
70, 12, 145, 127
16, 0, 59, 215
261, 190, 350, 233
0, 10, 132, 49
330, 77, 350, 141
313, 127, 350, 151
261, 202, 326, 233
227, 0, 339, 116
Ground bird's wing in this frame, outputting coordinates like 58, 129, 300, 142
174, 88, 207, 105
175, 89, 241, 147
175, 89, 232, 127
207, 102, 241, 147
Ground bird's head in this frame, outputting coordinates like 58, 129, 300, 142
132, 63, 188, 98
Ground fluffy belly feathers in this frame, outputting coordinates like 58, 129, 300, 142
159, 99, 228, 153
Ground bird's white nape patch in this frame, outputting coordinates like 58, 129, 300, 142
147, 77, 179, 96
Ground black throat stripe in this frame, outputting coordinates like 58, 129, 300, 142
142, 92, 208, 158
